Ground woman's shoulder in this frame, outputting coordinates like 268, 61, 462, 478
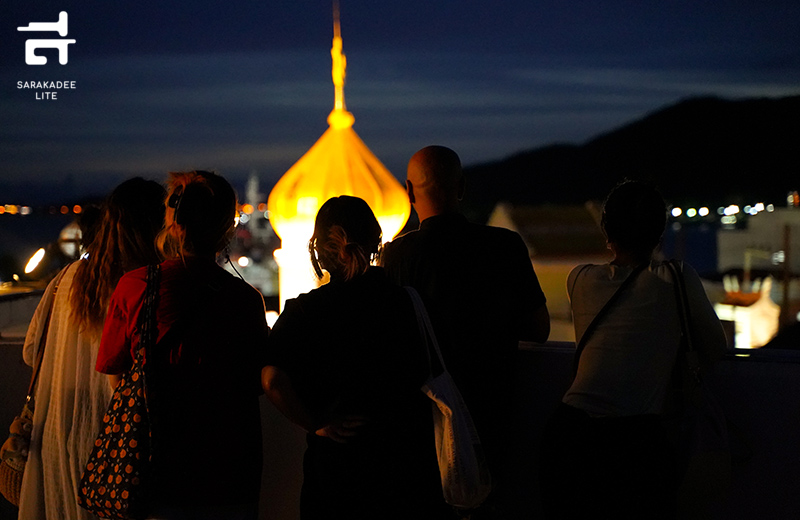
567, 263, 609, 284
116, 264, 148, 291
648, 259, 701, 285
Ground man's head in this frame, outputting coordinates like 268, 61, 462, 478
406, 145, 465, 221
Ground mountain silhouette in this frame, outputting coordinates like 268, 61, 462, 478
463, 95, 799, 220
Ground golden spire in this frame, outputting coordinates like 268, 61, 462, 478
328, 1, 355, 129
267, 0, 411, 309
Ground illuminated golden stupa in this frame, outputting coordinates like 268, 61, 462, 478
267, 5, 411, 308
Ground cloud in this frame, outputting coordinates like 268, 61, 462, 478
3, 49, 799, 201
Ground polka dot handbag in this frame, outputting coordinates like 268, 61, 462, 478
78, 264, 160, 519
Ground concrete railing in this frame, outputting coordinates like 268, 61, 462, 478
2, 339, 799, 519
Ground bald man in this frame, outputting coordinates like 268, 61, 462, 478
382, 145, 549, 517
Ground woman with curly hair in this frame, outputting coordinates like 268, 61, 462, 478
262, 195, 447, 520
16, 178, 165, 520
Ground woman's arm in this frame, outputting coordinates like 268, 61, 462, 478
261, 365, 317, 432
261, 365, 365, 442
22, 268, 65, 366
107, 374, 122, 389
683, 263, 728, 365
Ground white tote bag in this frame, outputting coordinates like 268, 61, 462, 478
406, 287, 492, 510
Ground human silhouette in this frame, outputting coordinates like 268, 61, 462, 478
381, 145, 550, 518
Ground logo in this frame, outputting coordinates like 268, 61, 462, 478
17, 11, 76, 65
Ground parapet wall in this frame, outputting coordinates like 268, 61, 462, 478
1, 341, 798, 519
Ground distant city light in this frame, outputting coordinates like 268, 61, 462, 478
257, 203, 267, 213
60, 206, 69, 215
25, 248, 46, 274
671, 207, 682, 217
717, 207, 725, 215
754, 202, 765, 212
73, 205, 82, 214
241, 203, 254, 215
773, 251, 785, 265
20, 206, 32, 215
237, 256, 251, 267
239, 213, 250, 225
721, 215, 737, 225
686, 208, 697, 218
698, 207, 710, 217
724, 205, 740, 216
767, 204, 775, 212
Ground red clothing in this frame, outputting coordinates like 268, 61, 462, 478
97, 258, 270, 513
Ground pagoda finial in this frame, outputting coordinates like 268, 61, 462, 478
328, 0, 355, 129
331, 1, 346, 111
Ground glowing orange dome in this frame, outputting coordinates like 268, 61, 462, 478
267, 5, 410, 306
267, 8, 409, 246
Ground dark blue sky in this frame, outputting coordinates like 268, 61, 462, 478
2, 0, 799, 204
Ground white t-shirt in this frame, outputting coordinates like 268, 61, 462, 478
563, 261, 727, 417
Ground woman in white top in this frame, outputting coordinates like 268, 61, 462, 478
539, 180, 727, 519
16, 178, 164, 520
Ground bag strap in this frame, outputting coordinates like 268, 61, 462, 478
136, 264, 161, 369
26, 266, 69, 403
405, 286, 447, 379
666, 259, 702, 384
573, 263, 648, 375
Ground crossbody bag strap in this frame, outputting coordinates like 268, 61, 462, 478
405, 286, 446, 379
26, 266, 69, 404
666, 259, 702, 383
573, 262, 648, 375
137, 264, 161, 370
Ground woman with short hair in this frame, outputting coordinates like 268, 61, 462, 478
540, 180, 727, 519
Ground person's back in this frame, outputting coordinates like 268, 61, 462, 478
17, 178, 165, 520
264, 196, 445, 519
383, 214, 543, 432
96, 171, 270, 519
539, 180, 727, 519
270, 268, 442, 519
381, 146, 550, 515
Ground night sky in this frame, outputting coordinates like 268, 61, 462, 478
2, 0, 799, 204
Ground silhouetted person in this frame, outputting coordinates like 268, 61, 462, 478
381, 145, 550, 518
262, 196, 448, 520
12, 178, 164, 520
96, 171, 270, 520
539, 180, 727, 519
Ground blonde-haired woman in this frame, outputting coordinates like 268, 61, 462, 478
96, 171, 269, 520
262, 196, 447, 520
16, 178, 164, 520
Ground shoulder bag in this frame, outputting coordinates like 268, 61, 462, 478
77, 264, 160, 519
0, 267, 67, 506
666, 260, 732, 506
405, 286, 492, 510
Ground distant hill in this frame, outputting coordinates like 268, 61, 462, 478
463, 95, 799, 220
